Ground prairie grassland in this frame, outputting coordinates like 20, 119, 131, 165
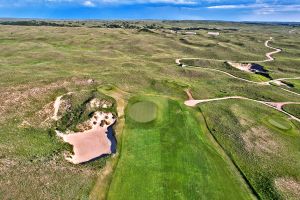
0, 21, 299, 199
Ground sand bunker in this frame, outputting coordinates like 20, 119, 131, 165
56, 112, 116, 164
227, 61, 271, 79
227, 62, 267, 73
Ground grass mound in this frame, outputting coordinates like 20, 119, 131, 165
283, 104, 300, 119
128, 101, 157, 123
268, 117, 292, 130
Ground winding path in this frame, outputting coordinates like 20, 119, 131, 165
184, 90, 300, 122
176, 37, 300, 90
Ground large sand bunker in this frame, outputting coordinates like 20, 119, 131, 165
56, 112, 116, 164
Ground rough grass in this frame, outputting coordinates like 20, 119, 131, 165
200, 100, 300, 199
282, 104, 300, 119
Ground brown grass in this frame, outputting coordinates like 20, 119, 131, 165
275, 177, 300, 199
242, 126, 280, 155
0, 78, 93, 123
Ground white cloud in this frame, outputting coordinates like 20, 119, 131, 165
207, 3, 300, 16
82, 0, 96, 7
207, 4, 260, 9
97, 0, 197, 5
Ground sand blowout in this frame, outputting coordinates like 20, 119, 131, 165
56, 111, 116, 164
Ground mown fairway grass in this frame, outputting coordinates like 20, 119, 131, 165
107, 96, 253, 200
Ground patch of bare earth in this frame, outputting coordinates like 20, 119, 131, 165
242, 126, 280, 155
275, 178, 300, 199
0, 78, 94, 123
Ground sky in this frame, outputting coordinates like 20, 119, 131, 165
0, 0, 299, 22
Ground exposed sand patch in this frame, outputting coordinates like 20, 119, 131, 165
52, 92, 73, 121
56, 112, 116, 164
275, 178, 300, 199
272, 80, 286, 86
185, 88, 194, 100
227, 62, 253, 73
242, 126, 280, 155
52, 95, 65, 121
227, 62, 270, 80
208, 32, 220, 36
88, 98, 113, 109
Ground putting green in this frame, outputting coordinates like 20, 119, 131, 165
268, 117, 292, 130
128, 101, 157, 123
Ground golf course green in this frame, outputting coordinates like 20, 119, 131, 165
268, 117, 292, 130
128, 101, 157, 123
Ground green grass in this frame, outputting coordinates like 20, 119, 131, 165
107, 96, 253, 200
267, 117, 292, 130
128, 101, 157, 123
200, 100, 300, 199
283, 104, 300, 119
0, 22, 299, 199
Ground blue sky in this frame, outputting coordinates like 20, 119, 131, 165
0, 0, 299, 21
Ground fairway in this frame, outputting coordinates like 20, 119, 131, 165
128, 101, 157, 123
107, 96, 253, 200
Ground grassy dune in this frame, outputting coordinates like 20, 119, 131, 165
283, 104, 300, 119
